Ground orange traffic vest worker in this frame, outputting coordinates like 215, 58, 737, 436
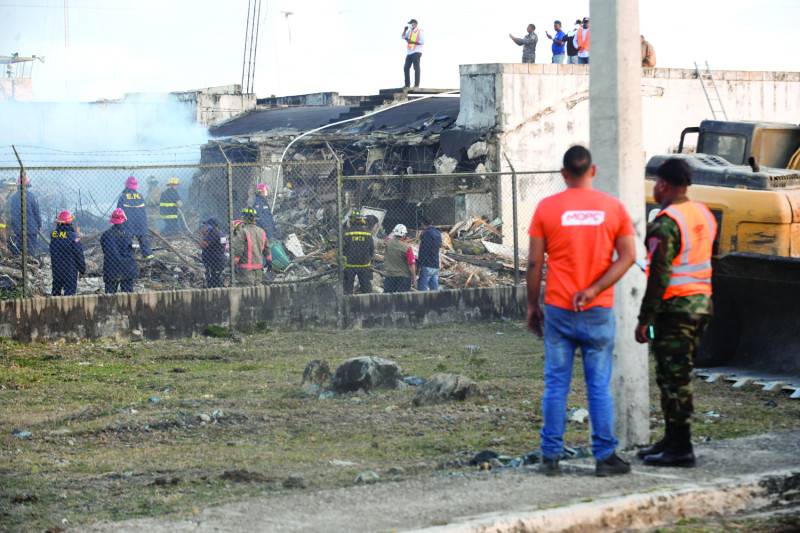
646, 201, 717, 299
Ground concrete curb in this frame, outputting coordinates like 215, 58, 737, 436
408, 469, 800, 533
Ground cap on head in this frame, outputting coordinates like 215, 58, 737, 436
167, 177, 179, 186
393, 223, 407, 237
583, 17, 589, 22
56, 210, 74, 224
241, 207, 258, 220
408, 18, 418, 24
554, 20, 562, 25
204, 217, 219, 227
125, 176, 138, 190
110, 208, 126, 224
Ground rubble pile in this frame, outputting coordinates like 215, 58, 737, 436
0, 209, 523, 297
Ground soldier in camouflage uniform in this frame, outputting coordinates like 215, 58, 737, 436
635, 158, 717, 468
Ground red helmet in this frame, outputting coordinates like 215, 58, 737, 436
257, 184, 268, 192
109, 208, 126, 224
18, 175, 30, 185
125, 176, 138, 190
56, 210, 74, 224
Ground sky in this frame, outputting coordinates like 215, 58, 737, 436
2, 0, 799, 103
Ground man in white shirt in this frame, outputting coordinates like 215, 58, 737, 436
575, 17, 590, 64
402, 18, 425, 89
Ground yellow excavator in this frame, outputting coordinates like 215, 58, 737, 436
645, 120, 800, 375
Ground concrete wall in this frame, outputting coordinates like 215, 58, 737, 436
0, 284, 527, 343
457, 63, 800, 249
173, 86, 258, 128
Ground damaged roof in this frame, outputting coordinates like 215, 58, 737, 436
209, 97, 460, 139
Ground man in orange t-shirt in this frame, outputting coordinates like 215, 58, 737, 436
527, 145, 636, 478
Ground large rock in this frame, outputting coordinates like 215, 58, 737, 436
412, 373, 482, 406
434, 155, 458, 175
330, 357, 406, 394
300, 360, 331, 393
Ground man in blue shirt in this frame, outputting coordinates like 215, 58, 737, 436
417, 216, 442, 291
545, 20, 566, 64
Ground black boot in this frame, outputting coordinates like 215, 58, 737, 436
644, 424, 695, 468
636, 423, 671, 459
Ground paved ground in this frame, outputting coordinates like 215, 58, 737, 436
76, 431, 800, 533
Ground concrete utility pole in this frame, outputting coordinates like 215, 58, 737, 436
589, 0, 650, 448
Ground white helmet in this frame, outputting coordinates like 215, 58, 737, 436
392, 224, 407, 237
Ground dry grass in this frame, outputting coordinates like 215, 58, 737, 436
1, 321, 799, 532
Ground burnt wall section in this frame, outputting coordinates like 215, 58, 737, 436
0, 285, 526, 343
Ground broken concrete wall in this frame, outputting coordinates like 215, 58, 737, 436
0, 285, 526, 343
174, 88, 258, 128
457, 63, 800, 250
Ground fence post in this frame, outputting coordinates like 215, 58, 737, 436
336, 160, 344, 291
503, 154, 521, 286
217, 144, 236, 286
12, 146, 28, 297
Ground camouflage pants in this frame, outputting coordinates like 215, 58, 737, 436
652, 312, 711, 428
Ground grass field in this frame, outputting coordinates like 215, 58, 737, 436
2, 321, 799, 532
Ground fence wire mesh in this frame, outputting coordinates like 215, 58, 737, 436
0, 144, 563, 299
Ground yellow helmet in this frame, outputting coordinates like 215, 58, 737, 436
167, 177, 179, 186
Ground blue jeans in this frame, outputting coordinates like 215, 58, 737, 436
567, 55, 579, 64
418, 266, 439, 291
577, 56, 589, 64
540, 304, 617, 461
552, 54, 566, 64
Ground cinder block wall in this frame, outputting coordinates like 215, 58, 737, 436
0, 284, 527, 343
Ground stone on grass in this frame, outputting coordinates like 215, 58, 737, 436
567, 407, 589, 423
330, 357, 406, 394
412, 373, 482, 406
354, 470, 379, 484
301, 360, 331, 393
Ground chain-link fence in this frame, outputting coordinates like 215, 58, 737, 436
0, 144, 563, 299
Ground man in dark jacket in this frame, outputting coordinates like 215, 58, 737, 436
8, 175, 42, 256
49, 210, 86, 296
342, 210, 374, 294
252, 184, 276, 239
117, 176, 154, 263
200, 217, 227, 288
417, 216, 442, 290
160, 177, 182, 236
101, 208, 138, 294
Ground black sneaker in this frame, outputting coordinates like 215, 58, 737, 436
540, 457, 560, 476
595, 452, 631, 477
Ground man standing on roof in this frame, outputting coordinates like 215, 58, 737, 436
383, 223, 416, 293
160, 177, 182, 236
343, 210, 375, 295
116, 176, 154, 264
545, 21, 566, 64
575, 17, 590, 64
527, 145, 635, 478
565, 20, 581, 64
509, 24, 538, 64
635, 158, 716, 468
402, 18, 424, 90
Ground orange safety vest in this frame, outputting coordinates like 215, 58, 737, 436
647, 201, 717, 299
577, 27, 590, 52
407, 28, 421, 51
